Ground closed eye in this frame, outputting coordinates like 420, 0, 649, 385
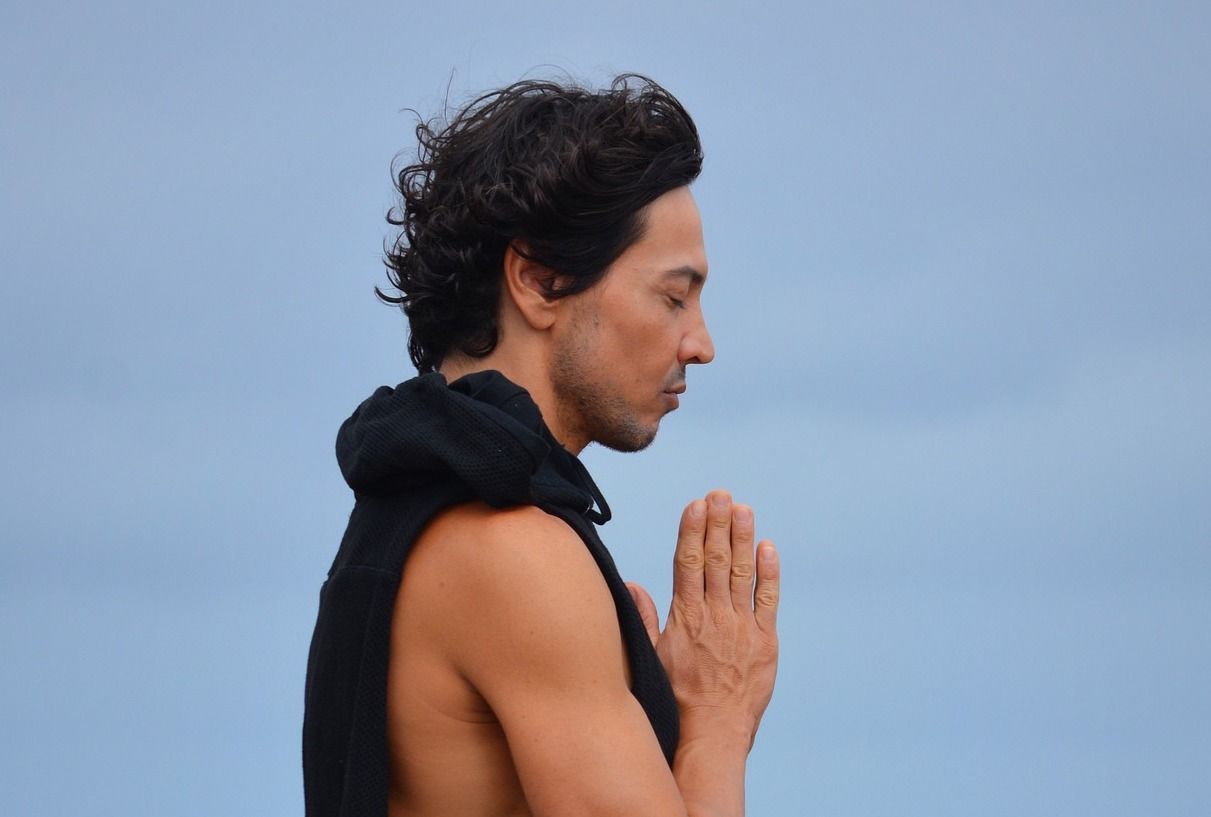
667, 295, 686, 309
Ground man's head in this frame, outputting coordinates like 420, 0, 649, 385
381, 74, 712, 450
382, 75, 704, 369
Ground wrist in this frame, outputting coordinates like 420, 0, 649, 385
673, 724, 749, 817
678, 706, 755, 750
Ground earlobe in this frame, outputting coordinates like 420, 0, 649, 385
502, 243, 560, 331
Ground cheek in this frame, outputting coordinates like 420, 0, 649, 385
597, 297, 679, 382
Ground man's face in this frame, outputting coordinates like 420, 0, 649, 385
552, 186, 714, 452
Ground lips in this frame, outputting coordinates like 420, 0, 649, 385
664, 370, 687, 395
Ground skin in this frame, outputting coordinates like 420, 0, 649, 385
387, 186, 780, 817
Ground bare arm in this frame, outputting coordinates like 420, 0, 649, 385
406, 497, 779, 817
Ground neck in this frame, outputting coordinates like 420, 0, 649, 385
439, 352, 588, 455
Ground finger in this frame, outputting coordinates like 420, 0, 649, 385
626, 582, 661, 648
729, 504, 756, 611
671, 499, 707, 608
754, 539, 780, 632
703, 489, 733, 601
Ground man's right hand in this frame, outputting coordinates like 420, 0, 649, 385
629, 490, 781, 750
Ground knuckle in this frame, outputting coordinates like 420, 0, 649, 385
755, 586, 780, 608
730, 564, 754, 583
704, 550, 731, 569
676, 551, 704, 570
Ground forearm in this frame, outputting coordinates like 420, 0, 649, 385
672, 716, 752, 817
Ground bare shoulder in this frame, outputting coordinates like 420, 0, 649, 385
407, 501, 599, 593
415, 501, 582, 552
401, 502, 623, 681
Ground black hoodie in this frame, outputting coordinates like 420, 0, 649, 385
302, 370, 679, 817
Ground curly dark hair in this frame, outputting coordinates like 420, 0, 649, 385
378, 74, 703, 373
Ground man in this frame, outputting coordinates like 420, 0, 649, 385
304, 75, 780, 817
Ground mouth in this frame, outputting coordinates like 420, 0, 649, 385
663, 383, 686, 410
662, 369, 687, 408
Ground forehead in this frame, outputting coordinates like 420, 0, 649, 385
612, 186, 708, 283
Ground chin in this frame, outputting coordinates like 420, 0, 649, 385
594, 417, 660, 453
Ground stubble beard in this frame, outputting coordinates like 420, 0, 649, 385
551, 314, 659, 454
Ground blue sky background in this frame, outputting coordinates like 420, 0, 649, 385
2, 2, 1209, 815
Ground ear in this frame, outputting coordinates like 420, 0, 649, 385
501, 242, 561, 331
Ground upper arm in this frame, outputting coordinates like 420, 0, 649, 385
411, 504, 688, 817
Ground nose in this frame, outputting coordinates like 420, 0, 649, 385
679, 309, 715, 366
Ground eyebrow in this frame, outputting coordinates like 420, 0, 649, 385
662, 265, 706, 285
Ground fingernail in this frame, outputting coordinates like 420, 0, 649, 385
711, 493, 729, 509
759, 545, 775, 563
734, 506, 752, 524
689, 500, 706, 518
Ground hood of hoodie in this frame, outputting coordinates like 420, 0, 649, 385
335, 370, 611, 522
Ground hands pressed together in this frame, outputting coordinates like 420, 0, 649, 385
628, 490, 780, 751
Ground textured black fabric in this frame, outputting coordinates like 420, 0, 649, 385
302, 370, 680, 817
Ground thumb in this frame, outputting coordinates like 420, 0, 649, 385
626, 581, 660, 648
